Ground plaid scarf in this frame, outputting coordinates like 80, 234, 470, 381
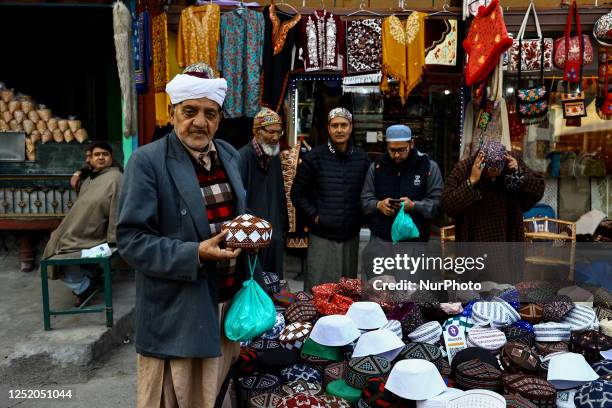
251, 137, 271, 171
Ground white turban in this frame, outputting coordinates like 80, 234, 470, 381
165, 74, 227, 107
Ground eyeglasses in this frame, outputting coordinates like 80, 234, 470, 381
387, 147, 410, 155
261, 128, 284, 137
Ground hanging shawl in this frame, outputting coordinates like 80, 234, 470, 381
345, 17, 383, 78
113, 1, 137, 136
424, 17, 460, 72
152, 12, 170, 126
133, 10, 151, 93
299, 10, 344, 72
176, 5, 221, 73
381, 12, 427, 105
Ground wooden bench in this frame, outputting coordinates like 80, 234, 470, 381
40, 248, 118, 330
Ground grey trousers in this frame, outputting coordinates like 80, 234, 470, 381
305, 234, 360, 291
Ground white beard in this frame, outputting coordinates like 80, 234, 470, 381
260, 142, 280, 157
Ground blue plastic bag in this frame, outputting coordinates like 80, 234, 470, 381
391, 202, 420, 242
224, 255, 277, 341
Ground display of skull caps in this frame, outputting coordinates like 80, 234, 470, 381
224, 214, 272, 250
346, 302, 388, 330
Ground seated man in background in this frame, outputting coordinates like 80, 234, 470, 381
43, 142, 123, 306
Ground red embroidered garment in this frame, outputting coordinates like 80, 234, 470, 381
463, 0, 513, 86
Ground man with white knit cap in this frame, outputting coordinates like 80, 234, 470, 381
118, 63, 263, 408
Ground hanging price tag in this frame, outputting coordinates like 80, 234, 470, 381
443, 324, 467, 365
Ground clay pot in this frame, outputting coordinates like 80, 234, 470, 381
0, 119, 8, 131
36, 120, 47, 132
57, 119, 68, 132
0, 89, 14, 103
30, 130, 41, 143
38, 108, 51, 121
63, 129, 74, 143
47, 118, 58, 131
13, 110, 24, 124
75, 128, 88, 143
28, 110, 39, 122
21, 100, 34, 114
23, 119, 34, 134
2, 111, 12, 123
8, 100, 20, 113
68, 119, 81, 132
25, 137, 36, 161
0, 100, 6, 112
41, 130, 52, 143
52, 129, 63, 142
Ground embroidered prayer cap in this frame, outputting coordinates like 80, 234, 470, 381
502, 326, 535, 347
224, 214, 273, 250
385, 124, 412, 142
237, 373, 282, 402
512, 320, 535, 333
249, 338, 282, 351
309, 314, 361, 347
247, 391, 283, 408
380, 319, 402, 339
385, 359, 447, 400
337, 277, 363, 300
465, 327, 507, 352
504, 394, 538, 408
574, 379, 612, 408
592, 359, 612, 378
471, 299, 521, 328
535, 341, 570, 356
276, 393, 326, 408
253, 107, 282, 130
279, 322, 312, 351
455, 359, 503, 392
262, 271, 281, 294
324, 361, 348, 388
519, 304, 543, 324
166, 64, 227, 106
542, 296, 575, 322
281, 380, 323, 397
280, 363, 323, 384
547, 353, 599, 390
400, 304, 426, 339
301, 337, 343, 362
352, 328, 405, 360
570, 330, 612, 364
359, 377, 414, 408
346, 302, 388, 330
326, 379, 363, 404
317, 394, 351, 408
261, 312, 286, 340
425, 389, 506, 408
400, 342, 442, 364
480, 139, 506, 173
255, 347, 299, 371
285, 302, 318, 324
594, 10, 612, 46
236, 348, 258, 375
328, 107, 353, 123
500, 342, 540, 373
346, 356, 392, 389
501, 375, 556, 408
533, 322, 572, 342
407, 321, 443, 345
295, 291, 314, 303
415, 388, 465, 408
451, 347, 501, 374
561, 305, 599, 332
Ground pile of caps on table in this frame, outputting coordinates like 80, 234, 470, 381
233, 275, 612, 408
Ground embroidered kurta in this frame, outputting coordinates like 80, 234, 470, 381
152, 12, 170, 126
298, 10, 344, 72
261, 5, 301, 112
381, 12, 427, 105
218, 8, 265, 118
176, 4, 221, 71
345, 17, 382, 76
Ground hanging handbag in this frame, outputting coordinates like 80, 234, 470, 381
516, 29, 548, 125
508, 2, 553, 72
553, 1, 594, 77
597, 47, 612, 119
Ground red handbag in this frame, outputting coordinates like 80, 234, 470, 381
597, 47, 612, 119
463, 0, 513, 86
553, 1, 594, 81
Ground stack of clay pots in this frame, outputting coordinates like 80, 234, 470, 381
0, 86, 89, 161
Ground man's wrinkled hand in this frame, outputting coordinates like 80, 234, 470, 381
377, 198, 396, 216
198, 230, 241, 261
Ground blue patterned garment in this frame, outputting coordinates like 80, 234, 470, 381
218, 8, 264, 118
574, 379, 612, 408
280, 363, 322, 384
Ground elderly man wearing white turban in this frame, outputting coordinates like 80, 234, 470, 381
117, 63, 264, 408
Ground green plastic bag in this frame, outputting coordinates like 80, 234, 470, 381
391, 202, 420, 242
224, 255, 276, 341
